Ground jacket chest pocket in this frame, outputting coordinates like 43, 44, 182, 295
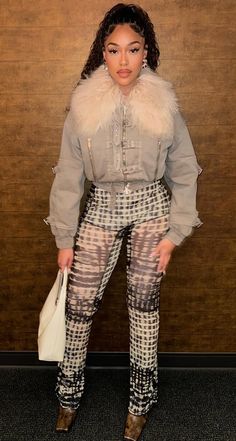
106, 138, 143, 174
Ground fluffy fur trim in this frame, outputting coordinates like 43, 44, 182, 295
71, 65, 178, 138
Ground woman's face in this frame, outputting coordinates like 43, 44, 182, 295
103, 24, 147, 95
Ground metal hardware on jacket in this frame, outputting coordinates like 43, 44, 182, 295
46, 66, 202, 249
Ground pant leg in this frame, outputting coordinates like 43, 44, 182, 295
56, 220, 123, 408
126, 215, 169, 415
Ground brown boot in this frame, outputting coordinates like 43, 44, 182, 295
123, 412, 147, 441
55, 405, 77, 432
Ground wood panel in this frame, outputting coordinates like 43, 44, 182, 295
0, 61, 82, 95
0, 23, 235, 61
196, 212, 236, 237
0, 124, 61, 156
0, 0, 235, 353
198, 155, 236, 181
189, 125, 236, 155
159, 59, 236, 94
0, 214, 53, 238
0, 157, 57, 183
159, 22, 236, 60
0, 0, 235, 26
146, 0, 236, 26
0, 27, 92, 62
1, 59, 235, 95
179, 93, 236, 126
0, 182, 50, 212
0, 95, 68, 126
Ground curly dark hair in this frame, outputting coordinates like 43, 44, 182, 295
80, 3, 160, 79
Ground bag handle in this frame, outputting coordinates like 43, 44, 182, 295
56, 267, 68, 305
61, 267, 68, 288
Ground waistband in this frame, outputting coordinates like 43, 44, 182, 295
92, 180, 163, 210
93, 180, 161, 195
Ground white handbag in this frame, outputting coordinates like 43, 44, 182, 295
38, 267, 68, 362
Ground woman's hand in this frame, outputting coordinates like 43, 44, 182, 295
58, 248, 74, 272
151, 238, 176, 274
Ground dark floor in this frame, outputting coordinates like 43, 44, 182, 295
0, 367, 235, 441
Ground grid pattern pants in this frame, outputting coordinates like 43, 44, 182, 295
56, 181, 170, 415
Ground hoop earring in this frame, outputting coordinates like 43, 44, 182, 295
142, 58, 147, 69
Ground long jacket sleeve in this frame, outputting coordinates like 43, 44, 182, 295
47, 113, 85, 249
163, 112, 202, 245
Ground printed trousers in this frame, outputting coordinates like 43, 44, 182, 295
56, 181, 170, 415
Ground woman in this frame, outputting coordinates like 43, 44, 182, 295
46, 3, 201, 440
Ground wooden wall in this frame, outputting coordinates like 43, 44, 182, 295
0, 0, 235, 352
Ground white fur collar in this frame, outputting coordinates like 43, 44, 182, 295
70, 65, 178, 138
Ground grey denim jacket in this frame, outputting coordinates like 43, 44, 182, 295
46, 66, 202, 248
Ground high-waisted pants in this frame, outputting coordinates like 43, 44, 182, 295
56, 180, 170, 416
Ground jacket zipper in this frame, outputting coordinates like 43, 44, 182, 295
87, 138, 97, 181
155, 139, 162, 179
121, 105, 130, 193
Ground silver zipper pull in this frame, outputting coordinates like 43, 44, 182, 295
124, 183, 131, 194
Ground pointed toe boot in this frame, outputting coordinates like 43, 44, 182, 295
123, 412, 147, 441
55, 405, 77, 432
